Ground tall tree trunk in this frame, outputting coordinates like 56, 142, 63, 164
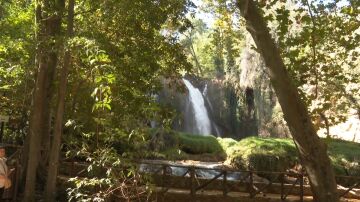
44, 0, 74, 200
24, 0, 64, 201
235, 1, 339, 201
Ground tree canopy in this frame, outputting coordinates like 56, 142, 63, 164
0, 0, 359, 201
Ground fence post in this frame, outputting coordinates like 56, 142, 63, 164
223, 171, 227, 196
162, 165, 167, 190
190, 167, 196, 198
280, 173, 284, 200
249, 171, 254, 198
300, 173, 304, 202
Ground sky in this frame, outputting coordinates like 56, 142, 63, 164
192, 0, 215, 27
190, 0, 350, 28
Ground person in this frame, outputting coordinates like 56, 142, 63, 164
0, 144, 11, 198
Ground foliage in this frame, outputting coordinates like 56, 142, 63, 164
180, 0, 245, 79
0, 0, 194, 140
66, 147, 151, 202
55, 1, 196, 199
0, 1, 34, 142
1, 0, 360, 198
64, 0, 194, 139
191, 0, 360, 137
260, 0, 360, 130
1, 0, 196, 199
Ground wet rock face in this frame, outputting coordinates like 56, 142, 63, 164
158, 77, 238, 138
158, 69, 291, 139
158, 37, 292, 139
237, 39, 291, 138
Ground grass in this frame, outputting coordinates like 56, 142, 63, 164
327, 139, 360, 176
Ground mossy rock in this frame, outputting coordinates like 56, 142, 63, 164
176, 132, 224, 154
225, 136, 360, 179
146, 130, 226, 160
144, 129, 360, 179
224, 137, 297, 180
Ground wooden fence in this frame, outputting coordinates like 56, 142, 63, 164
2, 144, 360, 201
139, 161, 360, 201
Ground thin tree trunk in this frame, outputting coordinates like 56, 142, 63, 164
235, 1, 339, 201
188, 36, 203, 76
20, 0, 43, 186
44, 0, 74, 200
23, 0, 64, 201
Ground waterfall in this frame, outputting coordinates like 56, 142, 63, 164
183, 79, 212, 135
203, 83, 221, 137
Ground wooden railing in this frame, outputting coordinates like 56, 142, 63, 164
138, 160, 360, 201
4, 145, 359, 201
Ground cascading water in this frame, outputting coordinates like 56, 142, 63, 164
183, 79, 211, 135
203, 83, 221, 137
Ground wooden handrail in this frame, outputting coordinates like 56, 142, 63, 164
58, 159, 360, 200
137, 160, 360, 180
136, 160, 360, 200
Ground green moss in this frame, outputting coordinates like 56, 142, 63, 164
146, 130, 225, 160
225, 137, 298, 172
217, 137, 237, 155
224, 136, 360, 177
176, 132, 224, 154
154, 148, 190, 160
327, 139, 360, 176
146, 130, 360, 177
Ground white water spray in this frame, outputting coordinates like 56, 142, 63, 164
183, 79, 212, 135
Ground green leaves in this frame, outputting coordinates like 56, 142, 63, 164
91, 85, 112, 112
56, 1, 196, 199
260, 0, 360, 129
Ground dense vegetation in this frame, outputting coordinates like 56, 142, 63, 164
0, 0, 359, 201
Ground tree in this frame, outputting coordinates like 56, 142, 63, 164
259, 0, 360, 135
235, 0, 339, 201
182, 19, 207, 76
44, 0, 75, 200
4, 0, 192, 200
24, 0, 65, 201
0, 1, 34, 144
